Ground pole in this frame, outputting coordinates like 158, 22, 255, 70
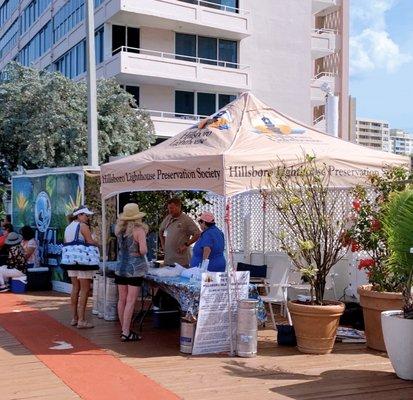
85, 0, 99, 168
224, 199, 235, 356
101, 196, 107, 313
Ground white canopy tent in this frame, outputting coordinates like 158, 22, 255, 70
100, 92, 408, 354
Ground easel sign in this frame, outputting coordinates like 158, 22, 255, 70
192, 271, 249, 355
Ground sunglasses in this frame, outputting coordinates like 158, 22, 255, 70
198, 220, 205, 224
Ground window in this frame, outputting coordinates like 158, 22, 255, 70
218, 39, 237, 67
127, 27, 140, 52
178, 0, 239, 13
18, 21, 55, 66
0, 18, 19, 58
198, 36, 217, 64
175, 91, 195, 115
54, 26, 104, 78
53, 0, 85, 43
175, 33, 238, 67
197, 92, 215, 116
112, 25, 140, 55
175, 33, 196, 61
53, 0, 102, 44
112, 25, 125, 54
175, 91, 237, 116
0, 0, 19, 29
125, 85, 140, 106
21, 0, 52, 34
219, 94, 236, 109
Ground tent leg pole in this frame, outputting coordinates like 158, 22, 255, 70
101, 196, 107, 318
224, 198, 235, 356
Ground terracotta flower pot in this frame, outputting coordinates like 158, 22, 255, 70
357, 284, 403, 352
288, 300, 345, 354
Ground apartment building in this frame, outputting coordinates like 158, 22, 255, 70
389, 129, 413, 156
355, 118, 390, 152
0, 0, 349, 140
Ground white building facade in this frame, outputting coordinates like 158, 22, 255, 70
0, 0, 349, 139
389, 129, 413, 156
355, 118, 390, 152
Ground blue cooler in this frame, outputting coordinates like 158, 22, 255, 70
11, 276, 27, 293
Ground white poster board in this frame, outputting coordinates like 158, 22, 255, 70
192, 271, 249, 355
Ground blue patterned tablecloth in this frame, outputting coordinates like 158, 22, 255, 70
144, 274, 267, 324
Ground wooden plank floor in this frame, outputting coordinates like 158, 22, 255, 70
0, 326, 80, 400
3, 291, 413, 400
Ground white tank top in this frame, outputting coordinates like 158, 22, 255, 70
64, 221, 85, 243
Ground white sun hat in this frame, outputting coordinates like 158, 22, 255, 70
73, 206, 94, 216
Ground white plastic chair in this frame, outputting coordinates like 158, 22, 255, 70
259, 252, 292, 328
288, 268, 338, 301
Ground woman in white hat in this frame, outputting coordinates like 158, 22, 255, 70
115, 203, 149, 342
63, 205, 98, 329
0, 232, 26, 292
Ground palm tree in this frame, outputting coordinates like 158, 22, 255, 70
382, 189, 413, 319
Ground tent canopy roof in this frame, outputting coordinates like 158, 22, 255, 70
101, 92, 409, 199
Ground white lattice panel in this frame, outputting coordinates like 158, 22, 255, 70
199, 189, 356, 254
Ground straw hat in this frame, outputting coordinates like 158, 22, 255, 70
119, 203, 146, 221
5, 232, 23, 245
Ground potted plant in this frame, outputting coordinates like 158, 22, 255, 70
346, 167, 409, 351
266, 155, 347, 354
381, 189, 413, 380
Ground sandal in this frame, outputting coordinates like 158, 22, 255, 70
70, 319, 78, 326
121, 331, 142, 342
77, 321, 94, 329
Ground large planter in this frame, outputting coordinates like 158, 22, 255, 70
381, 310, 413, 380
288, 300, 345, 354
358, 285, 403, 352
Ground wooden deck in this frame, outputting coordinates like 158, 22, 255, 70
1, 291, 413, 400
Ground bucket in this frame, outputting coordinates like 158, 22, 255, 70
104, 277, 118, 321
236, 299, 258, 358
92, 274, 99, 315
11, 276, 27, 294
97, 275, 105, 318
180, 319, 196, 354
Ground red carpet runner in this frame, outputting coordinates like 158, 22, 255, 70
0, 293, 180, 400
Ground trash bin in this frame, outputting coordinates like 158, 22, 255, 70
237, 299, 258, 357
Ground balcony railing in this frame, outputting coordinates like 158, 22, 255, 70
312, 71, 337, 82
313, 114, 326, 125
178, 0, 249, 15
112, 46, 249, 70
146, 109, 208, 120
311, 28, 338, 35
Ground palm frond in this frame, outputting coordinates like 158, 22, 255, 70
382, 189, 413, 316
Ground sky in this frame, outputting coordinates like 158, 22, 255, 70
350, 0, 413, 132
